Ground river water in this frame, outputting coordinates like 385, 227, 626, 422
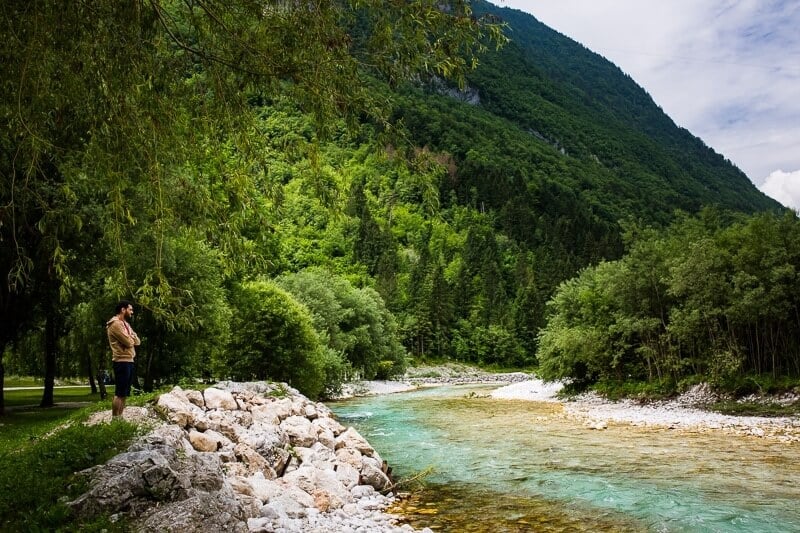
329, 385, 800, 532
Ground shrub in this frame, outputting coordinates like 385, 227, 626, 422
218, 281, 325, 399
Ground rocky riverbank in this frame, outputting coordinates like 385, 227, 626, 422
492, 379, 800, 442
336, 363, 532, 399
70, 382, 431, 533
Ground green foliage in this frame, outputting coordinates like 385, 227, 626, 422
218, 281, 325, 399
1, 0, 791, 403
538, 210, 800, 393
591, 379, 678, 401
275, 268, 407, 380
453, 322, 529, 367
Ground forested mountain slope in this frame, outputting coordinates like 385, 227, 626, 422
420, 1, 781, 222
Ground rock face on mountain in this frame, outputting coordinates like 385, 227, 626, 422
69, 382, 423, 532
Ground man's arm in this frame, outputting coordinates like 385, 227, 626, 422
131, 329, 141, 346
108, 320, 134, 348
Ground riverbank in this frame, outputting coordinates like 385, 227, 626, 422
335, 363, 532, 399
70, 382, 433, 533
340, 365, 800, 443
491, 379, 800, 442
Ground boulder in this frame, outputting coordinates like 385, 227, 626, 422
188, 429, 224, 452
312, 416, 346, 437
250, 398, 292, 424
204, 387, 238, 410
185, 389, 205, 408
135, 487, 251, 532
335, 427, 375, 456
360, 456, 392, 492
157, 391, 206, 428
282, 465, 353, 510
233, 443, 275, 478
248, 473, 283, 502
281, 415, 317, 447
68, 448, 191, 517
335, 463, 361, 489
335, 447, 363, 470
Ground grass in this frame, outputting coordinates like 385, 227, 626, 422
0, 400, 142, 531
4, 375, 88, 387
0, 378, 170, 531
3, 386, 104, 408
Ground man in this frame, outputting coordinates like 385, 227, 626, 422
106, 300, 141, 419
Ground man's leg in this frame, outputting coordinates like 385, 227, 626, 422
112, 395, 126, 417
111, 361, 132, 418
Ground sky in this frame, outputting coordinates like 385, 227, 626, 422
497, 0, 800, 210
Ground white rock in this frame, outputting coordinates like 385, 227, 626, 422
157, 391, 206, 428
184, 389, 205, 407
203, 387, 238, 410
282, 415, 317, 447
335, 427, 375, 456
335, 447, 363, 470
335, 463, 361, 489
188, 429, 222, 452
313, 416, 346, 437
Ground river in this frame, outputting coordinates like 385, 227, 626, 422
329, 384, 800, 532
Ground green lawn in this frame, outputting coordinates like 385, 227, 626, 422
4, 375, 88, 387
3, 386, 104, 408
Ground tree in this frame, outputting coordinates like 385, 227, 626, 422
0, 0, 505, 408
276, 268, 406, 379
218, 281, 325, 398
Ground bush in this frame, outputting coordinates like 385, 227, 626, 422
275, 268, 407, 379
217, 281, 325, 399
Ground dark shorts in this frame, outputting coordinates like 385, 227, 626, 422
113, 361, 135, 398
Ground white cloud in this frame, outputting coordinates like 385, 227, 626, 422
494, 1, 800, 187
759, 169, 800, 210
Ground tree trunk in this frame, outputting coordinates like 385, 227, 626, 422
86, 351, 97, 394
143, 335, 156, 392
40, 300, 57, 408
0, 354, 5, 416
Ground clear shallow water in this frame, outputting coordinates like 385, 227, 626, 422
329, 385, 800, 532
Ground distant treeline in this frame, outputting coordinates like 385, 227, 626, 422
538, 210, 800, 392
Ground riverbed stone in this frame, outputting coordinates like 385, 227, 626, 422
313, 415, 346, 436
335, 447, 363, 470
68, 381, 411, 532
360, 456, 391, 492
185, 389, 205, 407
157, 390, 206, 428
189, 429, 223, 452
336, 463, 361, 489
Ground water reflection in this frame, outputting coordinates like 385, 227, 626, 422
330, 385, 800, 532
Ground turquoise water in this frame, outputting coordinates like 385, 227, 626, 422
329, 385, 800, 532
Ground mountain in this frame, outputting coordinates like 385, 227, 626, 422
331, 2, 784, 363
397, 1, 779, 226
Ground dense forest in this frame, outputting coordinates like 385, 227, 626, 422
1, 0, 792, 408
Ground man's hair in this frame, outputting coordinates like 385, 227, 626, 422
115, 300, 133, 314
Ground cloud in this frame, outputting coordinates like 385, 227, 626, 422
759, 169, 800, 210
496, 1, 800, 187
